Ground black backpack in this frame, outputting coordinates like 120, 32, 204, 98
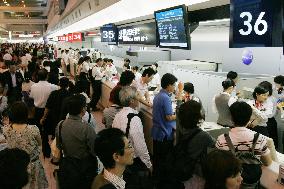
224, 133, 262, 186
164, 128, 201, 188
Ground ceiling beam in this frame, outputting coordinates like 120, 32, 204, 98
0, 6, 45, 12
7, 25, 44, 32
0, 18, 47, 24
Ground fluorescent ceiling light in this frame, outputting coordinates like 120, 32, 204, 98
47, 0, 210, 38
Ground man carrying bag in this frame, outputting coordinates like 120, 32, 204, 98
55, 94, 98, 189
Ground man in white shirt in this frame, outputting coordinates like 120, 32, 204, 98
105, 59, 117, 79
90, 58, 105, 111
149, 63, 161, 88
132, 67, 155, 104
112, 86, 153, 173
3, 50, 12, 61
61, 50, 70, 76
81, 56, 91, 74
30, 69, 58, 157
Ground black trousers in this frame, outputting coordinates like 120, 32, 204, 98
35, 107, 51, 158
267, 117, 278, 149
90, 80, 102, 109
153, 139, 173, 189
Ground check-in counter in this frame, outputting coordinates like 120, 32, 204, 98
100, 80, 284, 188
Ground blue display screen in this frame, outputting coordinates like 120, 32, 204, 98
155, 6, 189, 49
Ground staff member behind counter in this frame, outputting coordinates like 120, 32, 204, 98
213, 79, 238, 127
131, 67, 155, 105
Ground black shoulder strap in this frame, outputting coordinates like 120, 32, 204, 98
224, 133, 236, 154
58, 120, 64, 152
126, 113, 139, 138
88, 112, 91, 123
251, 133, 260, 154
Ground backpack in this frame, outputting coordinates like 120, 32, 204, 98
164, 128, 201, 187
224, 133, 262, 186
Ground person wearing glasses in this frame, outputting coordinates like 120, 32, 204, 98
92, 128, 135, 189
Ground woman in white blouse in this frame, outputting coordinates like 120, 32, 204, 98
247, 86, 272, 137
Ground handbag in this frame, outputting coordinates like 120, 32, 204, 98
51, 121, 64, 162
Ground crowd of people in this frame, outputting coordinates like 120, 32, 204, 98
0, 42, 282, 189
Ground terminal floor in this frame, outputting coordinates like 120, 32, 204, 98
42, 110, 105, 189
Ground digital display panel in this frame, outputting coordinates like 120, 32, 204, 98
100, 23, 118, 45
118, 22, 156, 45
154, 5, 190, 49
230, 0, 283, 48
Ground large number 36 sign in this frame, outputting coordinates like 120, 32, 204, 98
239, 12, 268, 36
230, 0, 283, 48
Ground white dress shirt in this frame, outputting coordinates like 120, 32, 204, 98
149, 73, 161, 87
103, 169, 125, 189
30, 81, 58, 108
11, 73, 17, 87
247, 99, 273, 127
134, 72, 142, 82
132, 78, 148, 98
112, 107, 152, 169
81, 61, 90, 73
92, 65, 105, 80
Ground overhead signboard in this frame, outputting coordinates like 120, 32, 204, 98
154, 5, 190, 49
118, 22, 156, 45
100, 23, 118, 45
230, 0, 283, 48
57, 33, 83, 42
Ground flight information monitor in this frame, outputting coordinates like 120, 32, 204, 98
230, 0, 283, 48
100, 23, 118, 45
154, 5, 190, 49
118, 22, 156, 45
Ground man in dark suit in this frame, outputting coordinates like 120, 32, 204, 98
3, 61, 24, 104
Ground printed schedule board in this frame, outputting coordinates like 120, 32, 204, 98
230, 0, 283, 48
118, 22, 156, 45
154, 5, 190, 49
100, 24, 118, 45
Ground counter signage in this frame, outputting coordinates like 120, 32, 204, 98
68, 33, 73, 42
100, 24, 118, 45
58, 35, 66, 41
230, 0, 283, 48
118, 22, 156, 45
154, 5, 190, 49
72, 33, 82, 41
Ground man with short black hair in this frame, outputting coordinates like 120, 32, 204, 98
90, 58, 105, 111
92, 128, 134, 189
30, 68, 58, 157
132, 67, 155, 103
56, 94, 97, 189
151, 73, 177, 189
3, 61, 24, 104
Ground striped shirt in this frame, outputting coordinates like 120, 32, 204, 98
216, 127, 270, 158
112, 107, 152, 168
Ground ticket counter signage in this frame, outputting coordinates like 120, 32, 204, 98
100, 23, 118, 45
118, 22, 156, 45
230, 0, 283, 48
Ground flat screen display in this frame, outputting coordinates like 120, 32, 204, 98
100, 24, 118, 45
118, 22, 156, 45
154, 5, 190, 49
230, 0, 283, 48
